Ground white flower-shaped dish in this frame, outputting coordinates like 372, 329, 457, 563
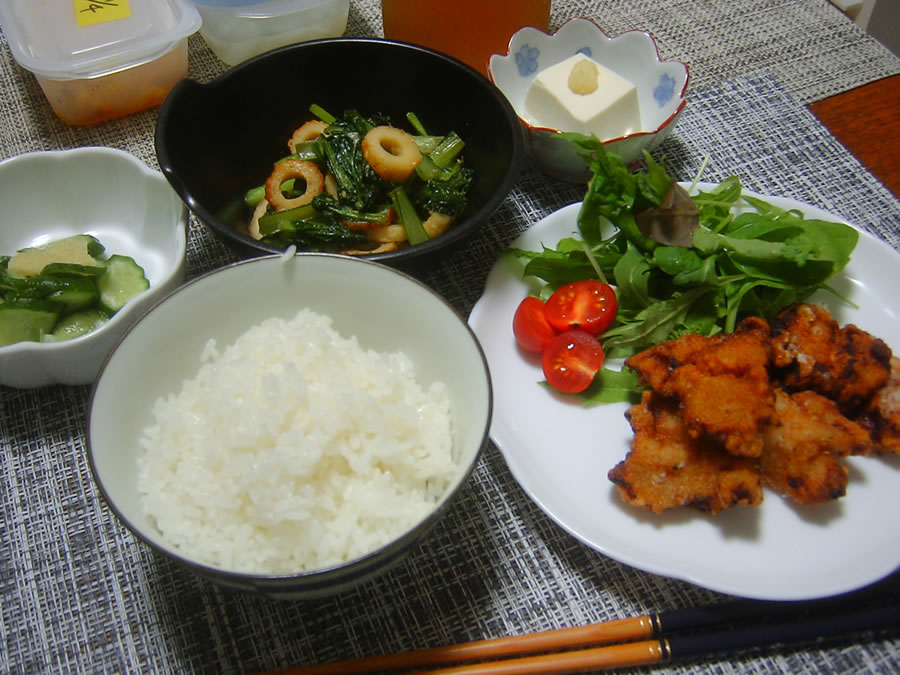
489, 18, 689, 182
0, 147, 188, 388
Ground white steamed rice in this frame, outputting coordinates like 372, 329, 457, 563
137, 308, 455, 574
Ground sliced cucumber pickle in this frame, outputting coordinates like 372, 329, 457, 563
1, 235, 150, 346
97, 255, 150, 314
0, 298, 62, 346
46, 278, 101, 313
42, 309, 110, 343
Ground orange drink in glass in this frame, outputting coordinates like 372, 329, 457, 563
381, 0, 551, 77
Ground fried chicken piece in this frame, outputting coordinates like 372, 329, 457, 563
625, 317, 774, 458
761, 389, 874, 506
624, 331, 712, 393
771, 303, 892, 414
856, 357, 900, 454
609, 390, 764, 514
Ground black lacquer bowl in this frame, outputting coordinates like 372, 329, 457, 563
155, 37, 525, 270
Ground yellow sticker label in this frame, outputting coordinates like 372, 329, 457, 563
73, 0, 131, 27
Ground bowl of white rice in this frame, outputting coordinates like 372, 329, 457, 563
87, 253, 491, 599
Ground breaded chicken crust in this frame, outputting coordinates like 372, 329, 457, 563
857, 356, 900, 454
761, 390, 873, 505
609, 391, 763, 514
610, 304, 894, 515
626, 317, 773, 458
771, 303, 892, 413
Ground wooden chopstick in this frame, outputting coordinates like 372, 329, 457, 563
265, 615, 659, 674
266, 582, 900, 675
412, 601, 900, 675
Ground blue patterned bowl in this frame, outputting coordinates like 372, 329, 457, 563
489, 18, 689, 181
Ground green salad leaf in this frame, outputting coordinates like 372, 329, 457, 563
509, 133, 860, 372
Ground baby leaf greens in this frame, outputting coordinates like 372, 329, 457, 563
510, 133, 859, 364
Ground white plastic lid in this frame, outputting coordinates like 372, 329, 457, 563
0, 0, 202, 80
191, 0, 328, 9
191, 0, 276, 6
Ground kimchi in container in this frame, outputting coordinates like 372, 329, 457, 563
0, 0, 201, 125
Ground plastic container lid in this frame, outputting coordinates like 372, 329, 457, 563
188, 0, 348, 66
190, 0, 333, 10
0, 0, 202, 80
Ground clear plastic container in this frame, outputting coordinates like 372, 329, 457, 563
191, 0, 350, 66
0, 0, 201, 125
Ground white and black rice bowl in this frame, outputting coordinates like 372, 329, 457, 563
87, 253, 491, 599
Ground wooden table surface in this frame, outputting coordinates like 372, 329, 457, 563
809, 73, 900, 199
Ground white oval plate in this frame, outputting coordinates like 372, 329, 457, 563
468, 184, 900, 600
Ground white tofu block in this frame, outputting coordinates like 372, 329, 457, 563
522, 53, 642, 140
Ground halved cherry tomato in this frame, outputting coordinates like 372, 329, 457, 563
541, 329, 605, 394
513, 296, 558, 353
544, 280, 617, 336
